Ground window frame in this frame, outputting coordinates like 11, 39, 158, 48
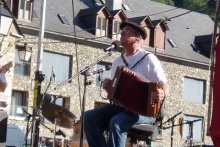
112, 20, 121, 40
182, 114, 204, 143
183, 76, 206, 104
95, 62, 111, 87
9, 90, 28, 120
42, 51, 73, 82
96, 17, 108, 37
6, 0, 33, 21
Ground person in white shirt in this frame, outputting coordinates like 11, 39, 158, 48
84, 21, 169, 147
0, 64, 8, 147
0, 73, 7, 92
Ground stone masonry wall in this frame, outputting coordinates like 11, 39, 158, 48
8, 34, 213, 146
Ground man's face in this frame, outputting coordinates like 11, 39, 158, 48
120, 25, 140, 47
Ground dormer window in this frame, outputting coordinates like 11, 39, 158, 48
100, 0, 106, 4
151, 20, 169, 50
58, 14, 70, 25
79, 6, 110, 37
6, 0, 33, 21
168, 39, 177, 48
112, 21, 121, 40
122, 4, 131, 11
96, 17, 108, 37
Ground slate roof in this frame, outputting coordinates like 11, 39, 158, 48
0, 5, 12, 17
16, 0, 214, 65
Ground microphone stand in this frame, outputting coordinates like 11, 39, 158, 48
162, 115, 201, 147
23, 109, 33, 147
25, 68, 54, 146
79, 52, 113, 147
53, 51, 113, 147
161, 111, 182, 147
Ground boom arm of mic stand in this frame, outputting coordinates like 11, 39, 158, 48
162, 118, 202, 130
160, 111, 182, 127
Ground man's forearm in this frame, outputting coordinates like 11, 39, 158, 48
161, 83, 169, 99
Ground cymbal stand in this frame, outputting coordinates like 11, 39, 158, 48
161, 112, 182, 147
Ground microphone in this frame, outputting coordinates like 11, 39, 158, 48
91, 65, 111, 75
50, 67, 56, 81
104, 41, 120, 52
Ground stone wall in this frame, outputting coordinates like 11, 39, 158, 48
8, 34, 213, 146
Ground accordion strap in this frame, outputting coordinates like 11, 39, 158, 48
121, 53, 150, 69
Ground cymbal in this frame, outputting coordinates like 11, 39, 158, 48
42, 102, 77, 128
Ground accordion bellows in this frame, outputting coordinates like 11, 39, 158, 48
108, 66, 161, 117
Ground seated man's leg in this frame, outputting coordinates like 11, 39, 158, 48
84, 104, 124, 147
108, 111, 156, 147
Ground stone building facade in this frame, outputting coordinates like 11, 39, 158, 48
2, 0, 215, 146
6, 32, 213, 146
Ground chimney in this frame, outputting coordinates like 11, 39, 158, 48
105, 0, 122, 10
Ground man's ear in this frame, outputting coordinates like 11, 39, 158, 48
136, 36, 142, 42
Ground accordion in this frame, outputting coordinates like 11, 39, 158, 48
107, 66, 161, 117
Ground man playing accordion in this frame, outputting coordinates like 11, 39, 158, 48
84, 21, 169, 147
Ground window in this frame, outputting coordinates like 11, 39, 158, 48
42, 51, 72, 82
183, 77, 206, 104
14, 47, 31, 76
10, 90, 28, 119
168, 39, 177, 48
96, 62, 111, 87
112, 21, 121, 40
58, 14, 70, 25
96, 17, 107, 37
6, 0, 33, 21
182, 115, 203, 142
32, 9, 39, 18
100, 0, 105, 4
122, 4, 131, 11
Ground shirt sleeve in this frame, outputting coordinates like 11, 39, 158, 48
146, 54, 167, 83
111, 56, 122, 79
0, 74, 7, 85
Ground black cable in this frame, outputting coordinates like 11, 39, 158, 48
72, 0, 82, 110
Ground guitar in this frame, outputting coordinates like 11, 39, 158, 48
0, 61, 13, 74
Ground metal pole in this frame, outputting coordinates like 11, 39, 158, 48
32, 0, 46, 146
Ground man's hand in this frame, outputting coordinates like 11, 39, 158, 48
0, 81, 7, 92
102, 78, 112, 94
151, 88, 166, 102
